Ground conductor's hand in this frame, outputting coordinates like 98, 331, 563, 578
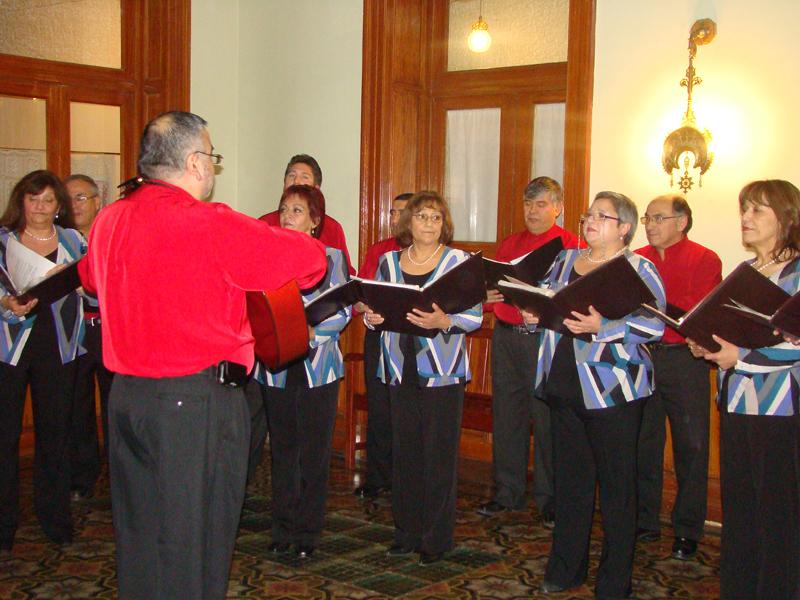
520, 309, 539, 325
1, 294, 38, 317
364, 307, 384, 327
485, 289, 504, 304
407, 303, 451, 331
703, 335, 739, 370
563, 305, 602, 335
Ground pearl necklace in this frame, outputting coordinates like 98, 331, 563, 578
407, 243, 442, 266
755, 258, 778, 273
583, 247, 624, 264
23, 226, 56, 242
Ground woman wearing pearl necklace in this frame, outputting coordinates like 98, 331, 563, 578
689, 180, 800, 599
521, 191, 666, 599
0, 170, 86, 552
363, 191, 483, 566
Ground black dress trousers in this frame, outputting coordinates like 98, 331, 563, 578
363, 328, 393, 489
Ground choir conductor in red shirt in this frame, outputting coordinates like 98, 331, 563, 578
78, 111, 327, 600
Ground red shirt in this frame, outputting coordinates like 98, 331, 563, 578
260, 210, 354, 274
636, 236, 722, 343
358, 237, 402, 279
491, 225, 581, 325
78, 181, 327, 377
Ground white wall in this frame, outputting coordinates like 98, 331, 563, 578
191, 0, 363, 261
591, 0, 800, 273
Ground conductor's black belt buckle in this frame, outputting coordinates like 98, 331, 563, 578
212, 361, 249, 388
497, 320, 529, 334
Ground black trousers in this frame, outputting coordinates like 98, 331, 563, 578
245, 378, 268, 482
109, 371, 249, 600
391, 379, 464, 554
363, 329, 392, 488
69, 322, 114, 492
0, 323, 75, 545
546, 395, 643, 600
637, 345, 709, 540
490, 324, 553, 511
719, 410, 800, 599
262, 380, 339, 545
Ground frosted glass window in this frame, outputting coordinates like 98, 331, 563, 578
444, 108, 500, 242
531, 103, 565, 225
448, 0, 569, 71
0, 96, 47, 214
0, 0, 121, 69
70, 102, 121, 205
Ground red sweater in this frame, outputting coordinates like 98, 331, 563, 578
358, 237, 402, 279
260, 210, 354, 274
78, 181, 327, 377
491, 225, 580, 325
636, 236, 722, 343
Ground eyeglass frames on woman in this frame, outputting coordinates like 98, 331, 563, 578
412, 213, 443, 224
640, 215, 679, 225
579, 211, 621, 224
192, 150, 224, 165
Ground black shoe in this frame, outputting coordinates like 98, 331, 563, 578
418, 552, 443, 566
354, 485, 390, 499
636, 527, 661, 543
671, 537, 698, 560
476, 500, 510, 516
267, 541, 291, 554
541, 509, 555, 529
70, 488, 93, 502
295, 544, 315, 559
385, 543, 416, 556
539, 580, 567, 593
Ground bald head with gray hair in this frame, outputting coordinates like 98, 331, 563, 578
137, 111, 208, 180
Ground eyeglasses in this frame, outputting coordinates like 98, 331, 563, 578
71, 193, 97, 203
579, 211, 621, 224
640, 215, 679, 225
412, 212, 443, 224
192, 150, 223, 165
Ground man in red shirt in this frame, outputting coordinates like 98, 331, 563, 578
353, 192, 412, 499
259, 154, 354, 274
78, 111, 327, 600
477, 177, 579, 527
635, 194, 721, 561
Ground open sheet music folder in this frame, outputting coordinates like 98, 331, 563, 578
724, 289, 800, 340
305, 252, 486, 336
640, 262, 788, 352
0, 259, 83, 312
497, 254, 656, 336
482, 237, 563, 288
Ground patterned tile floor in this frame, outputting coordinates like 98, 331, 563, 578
0, 454, 721, 598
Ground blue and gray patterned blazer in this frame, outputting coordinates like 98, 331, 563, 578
255, 247, 351, 388
532, 248, 666, 409
374, 247, 483, 387
0, 226, 87, 365
719, 257, 800, 416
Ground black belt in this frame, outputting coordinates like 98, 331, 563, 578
496, 320, 529, 334
204, 361, 249, 388
650, 342, 687, 352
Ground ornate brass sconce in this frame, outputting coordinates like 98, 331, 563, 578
662, 19, 717, 193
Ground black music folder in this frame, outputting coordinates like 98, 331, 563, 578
498, 254, 656, 335
304, 279, 362, 326
482, 237, 563, 288
723, 287, 800, 340
350, 252, 486, 337
0, 259, 83, 310
641, 262, 788, 352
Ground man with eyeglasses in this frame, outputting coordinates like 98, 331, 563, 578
63, 174, 114, 503
477, 177, 579, 528
77, 111, 327, 599
634, 194, 721, 560
352, 192, 412, 500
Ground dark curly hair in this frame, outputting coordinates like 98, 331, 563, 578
739, 179, 800, 261
0, 170, 75, 231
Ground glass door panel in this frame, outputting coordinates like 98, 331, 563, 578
0, 95, 46, 214
531, 102, 566, 224
70, 102, 121, 205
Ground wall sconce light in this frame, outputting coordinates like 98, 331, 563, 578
662, 19, 717, 193
467, 0, 491, 53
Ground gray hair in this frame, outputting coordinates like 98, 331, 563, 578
137, 111, 208, 180
651, 193, 693, 234
63, 174, 99, 196
524, 176, 563, 205
594, 190, 638, 245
